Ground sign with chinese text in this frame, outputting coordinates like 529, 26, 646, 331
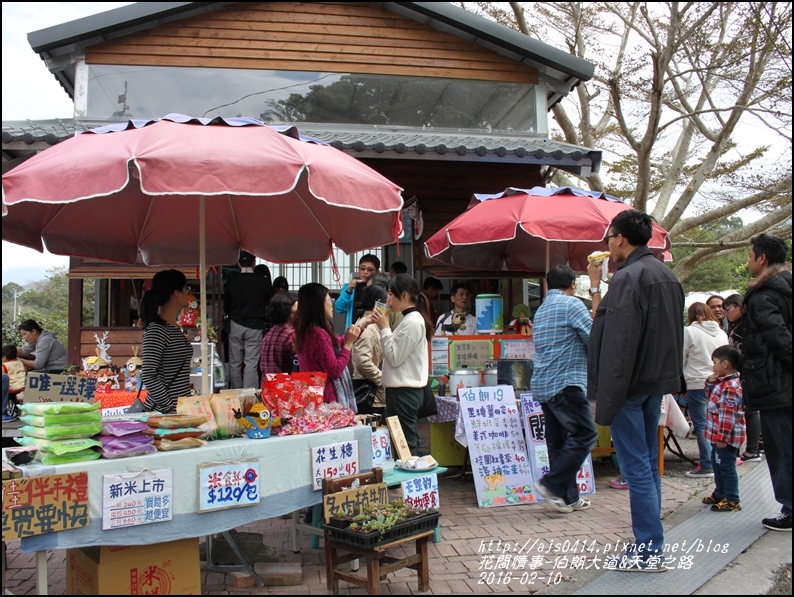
322, 483, 388, 522
449, 339, 494, 370
459, 385, 536, 508
401, 473, 439, 511
311, 440, 360, 490
500, 338, 535, 361
371, 428, 393, 465
430, 337, 450, 375
102, 469, 173, 530
198, 460, 260, 512
2, 472, 89, 540
24, 373, 97, 403
518, 393, 596, 499
385, 416, 412, 462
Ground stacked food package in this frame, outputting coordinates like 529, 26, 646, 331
16, 402, 103, 465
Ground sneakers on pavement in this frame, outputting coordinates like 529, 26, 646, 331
741, 452, 762, 463
535, 481, 573, 513
609, 477, 629, 490
2, 414, 18, 423
571, 498, 591, 511
686, 465, 714, 478
762, 514, 792, 532
606, 552, 667, 573
736, 456, 743, 466
711, 499, 742, 512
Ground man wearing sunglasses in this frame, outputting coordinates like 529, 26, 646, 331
587, 209, 684, 572
336, 254, 381, 328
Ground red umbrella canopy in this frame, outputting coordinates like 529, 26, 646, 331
424, 186, 671, 273
2, 115, 404, 266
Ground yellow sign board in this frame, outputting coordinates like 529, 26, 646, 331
2, 472, 90, 539
449, 339, 494, 369
322, 482, 389, 522
386, 416, 412, 462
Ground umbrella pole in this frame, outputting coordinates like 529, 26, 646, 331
200, 196, 210, 398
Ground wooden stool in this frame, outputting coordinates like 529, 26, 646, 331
324, 529, 432, 595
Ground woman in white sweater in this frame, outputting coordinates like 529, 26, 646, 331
368, 274, 433, 456
683, 302, 729, 478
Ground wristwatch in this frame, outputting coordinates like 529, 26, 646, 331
588, 287, 601, 296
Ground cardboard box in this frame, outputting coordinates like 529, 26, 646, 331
66, 537, 200, 595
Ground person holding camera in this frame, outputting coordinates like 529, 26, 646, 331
335, 254, 381, 328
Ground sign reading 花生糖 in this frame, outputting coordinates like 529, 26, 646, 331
311, 440, 360, 490
2, 472, 89, 539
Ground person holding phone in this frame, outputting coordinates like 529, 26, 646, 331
368, 274, 433, 456
335, 254, 381, 327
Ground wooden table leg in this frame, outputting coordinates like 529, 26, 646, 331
325, 541, 338, 594
366, 555, 381, 595
417, 536, 430, 591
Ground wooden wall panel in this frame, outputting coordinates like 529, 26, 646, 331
80, 328, 143, 365
86, 2, 537, 84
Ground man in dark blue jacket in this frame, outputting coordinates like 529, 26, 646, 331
588, 210, 684, 572
741, 233, 792, 532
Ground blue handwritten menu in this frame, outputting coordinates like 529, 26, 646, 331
311, 440, 360, 490
459, 385, 536, 508
102, 469, 173, 529
401, 473, 440, 511
518, 393, 596, 499
198, 460, 261, 512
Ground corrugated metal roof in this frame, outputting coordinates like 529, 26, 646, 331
2, 119, 601, 175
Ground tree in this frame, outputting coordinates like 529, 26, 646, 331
467, 1, 792, 282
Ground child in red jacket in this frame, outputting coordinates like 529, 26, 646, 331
702, 345, 746, 512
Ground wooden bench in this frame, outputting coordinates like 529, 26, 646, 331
322, 469, 432, 595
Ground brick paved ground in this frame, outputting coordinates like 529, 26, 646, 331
4, 449, 719, 595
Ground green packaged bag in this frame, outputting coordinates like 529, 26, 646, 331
19, 401, 101, 416
20, 411, 102, 427
20, 421, 103, 440
38, 448, 102, 466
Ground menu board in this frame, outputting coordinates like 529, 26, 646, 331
449, 338, 495, 370
459, 385, 536, 508
518, 393, 596, 499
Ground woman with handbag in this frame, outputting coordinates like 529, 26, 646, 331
295, 283, 361, 410
352, 284, 387, 415
139, 269, 193, 413
368, 274, 433, 456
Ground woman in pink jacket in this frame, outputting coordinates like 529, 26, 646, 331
295, 283, 361, 407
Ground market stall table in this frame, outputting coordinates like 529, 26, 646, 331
10, 425, 372, 594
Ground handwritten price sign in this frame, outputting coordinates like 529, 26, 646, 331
198, 460, 260, 512
311, 440, 359, 490
102, 469, 173, 530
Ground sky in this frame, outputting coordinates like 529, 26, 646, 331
2, 2, 133, 287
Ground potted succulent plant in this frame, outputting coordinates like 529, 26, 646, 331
328, 499, 439, 547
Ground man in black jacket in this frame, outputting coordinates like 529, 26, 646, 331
741, 233, 792, 532
588, 210, 684, 571
224, 251, 272, 389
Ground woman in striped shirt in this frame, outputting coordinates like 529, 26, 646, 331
140, 270, 193, 413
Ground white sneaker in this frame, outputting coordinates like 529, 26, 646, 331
535, 481, 573, 513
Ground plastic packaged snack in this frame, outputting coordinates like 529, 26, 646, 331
100, 420, 149, 436
20, 421, 103, 440
37, 448, 102, 466
19, 401, 101, 416
154, 437, 207, 451
20, 410, 102, 427
99, 434, 157, 459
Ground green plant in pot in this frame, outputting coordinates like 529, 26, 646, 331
335, 499, 435, 536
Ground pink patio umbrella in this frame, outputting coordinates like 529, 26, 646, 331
424, 186, 671, 274
2, 114, 404, 395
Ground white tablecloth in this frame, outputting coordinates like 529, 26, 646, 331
17, 425, 371, 553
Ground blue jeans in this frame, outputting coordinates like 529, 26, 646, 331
610, 394, 664, 555
711, 443, 740, 502
539, 386, 598, 505
760, 407, 792, 516
1, 372, 9, 417
687, 389, 712, 468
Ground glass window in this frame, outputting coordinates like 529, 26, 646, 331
86, 65, 538, 133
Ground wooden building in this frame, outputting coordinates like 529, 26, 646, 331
2, 2, 600, 367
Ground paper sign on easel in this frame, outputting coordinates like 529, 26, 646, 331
459, 385, 536, 508
311, 440, 360, 490
519, 393, 596, 498
386, 416, 412, 462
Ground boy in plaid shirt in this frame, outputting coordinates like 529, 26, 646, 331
702, 345, 746, 512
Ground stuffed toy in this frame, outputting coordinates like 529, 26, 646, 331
510, 304, 532, 336
180, 294, 199, 327
124, 347, 143, 392
451, 312, 467, 330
